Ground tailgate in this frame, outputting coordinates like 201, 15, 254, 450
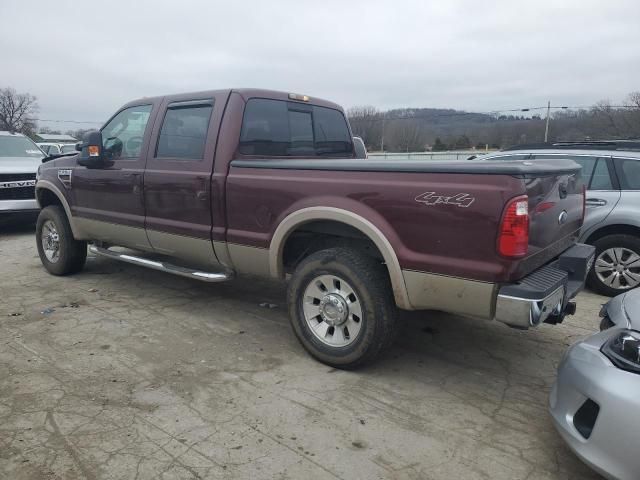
519, 164, 585, 275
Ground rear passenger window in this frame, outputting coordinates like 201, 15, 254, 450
532, 154, 605, 188
589, 159, 613, 190
239, 98, 353, 157
616, 158, 640, 190
156, 103, 213, 160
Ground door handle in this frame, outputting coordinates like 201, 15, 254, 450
196, 191, 208, 201
586, 198, 607, 207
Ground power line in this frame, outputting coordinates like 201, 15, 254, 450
34, 118, 103, 124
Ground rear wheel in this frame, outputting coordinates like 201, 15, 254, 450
587, 234, 640, 296
287, 247, 397, 369
36, 205, 87, 275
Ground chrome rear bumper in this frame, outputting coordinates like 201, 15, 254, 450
495, 285, 565, 328
495, 244, 595, 328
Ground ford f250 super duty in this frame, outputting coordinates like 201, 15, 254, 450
34, 88, 595, 368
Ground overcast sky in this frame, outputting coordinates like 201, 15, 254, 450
2, 0, 639, 129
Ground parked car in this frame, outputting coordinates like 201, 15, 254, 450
59, 143, 79, 155
0, 131, 45, 216
34, 88, 594, 367
475, 142, 640, 296
37, 143, 63, 155
550, 287, 640, 480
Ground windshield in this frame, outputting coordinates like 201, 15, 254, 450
0, 135, 44, 158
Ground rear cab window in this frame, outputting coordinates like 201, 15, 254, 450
239, 98, 353, 157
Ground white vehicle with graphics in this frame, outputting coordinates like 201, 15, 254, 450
0, 131, 45, 216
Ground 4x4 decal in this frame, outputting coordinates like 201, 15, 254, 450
415, 191, 475, 208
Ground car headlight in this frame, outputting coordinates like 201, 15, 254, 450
602, 329, 640, 374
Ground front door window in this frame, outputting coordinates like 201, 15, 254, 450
101, 105, 152, 160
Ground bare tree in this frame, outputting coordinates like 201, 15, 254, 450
347, 106, 383, 150
627, 91, 640, 109
0, 87, 39, 135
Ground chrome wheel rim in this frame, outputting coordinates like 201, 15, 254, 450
595, 247, 640, 290
41, 220, 60, 263
302, 274, 363, 347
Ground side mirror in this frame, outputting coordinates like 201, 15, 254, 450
77, 131, 104, 168
353, 136, 368, 159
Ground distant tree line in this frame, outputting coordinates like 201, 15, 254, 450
3, 85, 640, 151
348, 91, 640, 152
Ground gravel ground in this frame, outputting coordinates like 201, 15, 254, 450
1, 223, 606, 480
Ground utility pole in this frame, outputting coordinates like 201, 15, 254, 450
544, 100, 551, 142
380, 111, 386, 152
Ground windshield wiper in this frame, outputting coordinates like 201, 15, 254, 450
42, 152, 79, 163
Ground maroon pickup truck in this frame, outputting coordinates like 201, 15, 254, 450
34, 88, 594, 368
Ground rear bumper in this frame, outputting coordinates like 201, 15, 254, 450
495, 243, 595, 328
0, 199, 39, 213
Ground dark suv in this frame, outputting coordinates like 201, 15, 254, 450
479, 141, 640, 296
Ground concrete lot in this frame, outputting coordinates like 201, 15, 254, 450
1, 224, 605, 480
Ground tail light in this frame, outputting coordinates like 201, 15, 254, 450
498, 195, 529, 258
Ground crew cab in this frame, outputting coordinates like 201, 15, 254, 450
34, 88, 594, 368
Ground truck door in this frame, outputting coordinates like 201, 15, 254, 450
143, 94, 226, 268
71, 103, 156, 249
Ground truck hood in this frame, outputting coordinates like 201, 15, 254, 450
0, 156, 42, 174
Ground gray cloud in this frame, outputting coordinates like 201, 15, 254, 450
1, 0, 639, 129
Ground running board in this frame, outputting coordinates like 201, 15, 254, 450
89, 245, 232, 282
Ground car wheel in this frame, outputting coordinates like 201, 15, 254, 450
587, 234, 640, 296
287, 247, 398, 369
36, 205, 87, 275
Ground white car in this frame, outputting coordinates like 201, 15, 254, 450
0, 131, 45, 215
37, 142, 63, 155
550, 288, 640, 479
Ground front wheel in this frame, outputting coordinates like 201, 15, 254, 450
287, 247, 398, 369
587, 234, 640, 296
36, 205, 87, 276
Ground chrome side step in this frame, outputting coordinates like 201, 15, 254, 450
89, 245, 232, 283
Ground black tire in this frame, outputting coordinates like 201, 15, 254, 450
587, 234, 640, 296
36, 205, 87, 276
287, 247, 398, 369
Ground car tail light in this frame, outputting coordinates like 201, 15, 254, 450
498, 195, 529, 258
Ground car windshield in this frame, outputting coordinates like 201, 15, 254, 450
0, 135, 44, 159
60, 144, 78, 154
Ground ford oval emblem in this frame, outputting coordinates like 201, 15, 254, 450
558, 210, 568, 224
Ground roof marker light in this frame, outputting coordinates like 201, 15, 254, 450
288, 93, 310, 102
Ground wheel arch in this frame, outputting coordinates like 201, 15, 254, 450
35, 181, 81, 238
584, 224, 640, 245
269, 207, 411, 309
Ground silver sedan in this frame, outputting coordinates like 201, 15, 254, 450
550, 288, 640, 480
